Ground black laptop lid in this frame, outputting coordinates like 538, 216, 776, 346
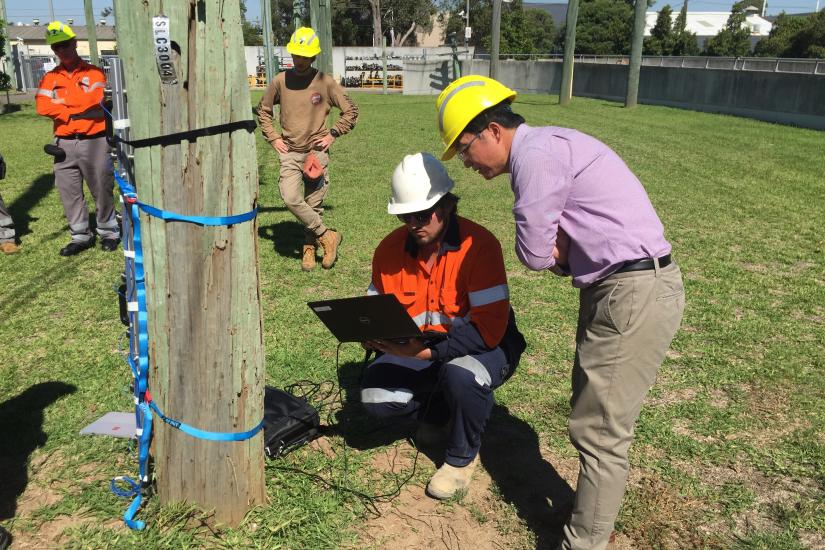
308, 294, 423, 343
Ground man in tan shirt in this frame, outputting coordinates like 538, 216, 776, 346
257, 27, 358, 270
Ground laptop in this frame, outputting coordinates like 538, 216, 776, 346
308, 294, 444, 343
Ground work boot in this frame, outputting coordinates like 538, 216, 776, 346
59, 238, 95, 257
301, 244, 317, 271
426, 456, 479, 500
0, 241, 19, 254
317, 229, 342, 269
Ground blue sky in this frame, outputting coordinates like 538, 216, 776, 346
3, 0, 820, 27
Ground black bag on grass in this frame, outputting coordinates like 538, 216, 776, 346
263, 386, 320, 458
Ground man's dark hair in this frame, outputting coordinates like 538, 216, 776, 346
436, 192, 460, 215
462, 101, 525, 136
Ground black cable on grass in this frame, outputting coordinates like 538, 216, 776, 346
271, 341, 444, 516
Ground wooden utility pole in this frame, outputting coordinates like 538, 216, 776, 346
112, 0, 265, 526
0, 0, 17, 89
625, 0, 647, 108
262, 0, 274, 83
559, 0, 580, 106
309, 0, 333, 76
83, 0, 99, 66
490, 0, 502, 79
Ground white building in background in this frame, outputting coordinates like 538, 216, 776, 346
644, 6, 774, 50
5, 23, 118, 57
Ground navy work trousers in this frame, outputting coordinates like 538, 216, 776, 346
360, 348, 508, 467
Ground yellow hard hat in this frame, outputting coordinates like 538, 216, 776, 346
45, 21, 76, 46
436, 75, 517, 161
287, 27, 321, 58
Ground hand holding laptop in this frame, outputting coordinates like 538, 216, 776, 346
365, 337, 432, 360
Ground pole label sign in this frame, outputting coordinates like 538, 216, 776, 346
152, 16, 178, 85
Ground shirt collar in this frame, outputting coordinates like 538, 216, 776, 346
404, 212, 461, 258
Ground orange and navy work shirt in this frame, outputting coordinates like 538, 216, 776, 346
369, 215, 511, 351
36, 61, 107, 137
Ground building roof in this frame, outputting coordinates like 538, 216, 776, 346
644, 11, 773, 37
5, 24, 117, 42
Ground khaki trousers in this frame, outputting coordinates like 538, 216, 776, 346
54, 135, 119, 243
278, 149, 330, 240
0, 192, 14, 243
561, 261, 685, 550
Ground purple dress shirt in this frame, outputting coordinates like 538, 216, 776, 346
509, 125, 672, 288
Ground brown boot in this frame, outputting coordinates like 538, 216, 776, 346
301, 244, 317, 271
0, 241, 19, 254
317, 229, 342, 269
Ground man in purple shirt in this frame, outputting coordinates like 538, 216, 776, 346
436, 76, 685, 550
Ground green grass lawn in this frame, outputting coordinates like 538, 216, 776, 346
0, 92, 823, 549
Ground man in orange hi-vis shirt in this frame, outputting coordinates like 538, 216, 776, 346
36, 21, 119, 256
362, 153, 526, 500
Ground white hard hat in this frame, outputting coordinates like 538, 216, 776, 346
388, 153, 455, 215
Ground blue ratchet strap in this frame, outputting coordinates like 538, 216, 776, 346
112, 172, 261, 531
147, 397, 264, 442
114, 173, 257, 227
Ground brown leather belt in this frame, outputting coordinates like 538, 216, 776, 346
614, 254, 672, 274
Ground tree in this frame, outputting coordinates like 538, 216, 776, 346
671, 1, 699, 55
367, 0, 383, 46
785, 9, 825, 58
644, 5, 674, 55
0, 18, 11, 103
331, 0, 373, 46
524, 8, 557, 54
702, 1, 751, 56
754, 12, 808, 56
386, 1, 436, 46
440, 0, 556, 55
240, 0, 263, 46
563, 0, 634, 55
643, 2, 699, 56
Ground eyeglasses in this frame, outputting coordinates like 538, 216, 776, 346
397, 207, 436, 225
456, 132, 482, 161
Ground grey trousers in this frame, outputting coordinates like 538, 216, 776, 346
53, 135, 119, 243
0, 192, 14, 243
277, 149, 330, 239
560, 261, 685, 550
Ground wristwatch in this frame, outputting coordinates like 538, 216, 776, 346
329, 128, 340, 138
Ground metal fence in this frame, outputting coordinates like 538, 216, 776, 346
8, 47, 119, 92
9, 49, 823, 92
472, 53, 825, 75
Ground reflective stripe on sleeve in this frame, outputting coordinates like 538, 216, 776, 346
469, 284, 509, 308
37, 88, 55, 98
86, 82, 106, 92
411, 311, 470, 329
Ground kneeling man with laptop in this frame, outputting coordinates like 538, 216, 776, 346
361, 153, 525, 499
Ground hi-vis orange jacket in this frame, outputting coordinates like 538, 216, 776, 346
36, 61, 106, 137
369, 215, 522, 363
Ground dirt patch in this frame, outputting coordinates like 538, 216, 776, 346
621, 471, 724, 549
353, 468, 521, 550
1, 449, 120, 548
646, 387, 697, 408
351, 407, 581, 550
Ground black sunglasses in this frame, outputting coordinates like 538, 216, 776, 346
397, 206, 437, 224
